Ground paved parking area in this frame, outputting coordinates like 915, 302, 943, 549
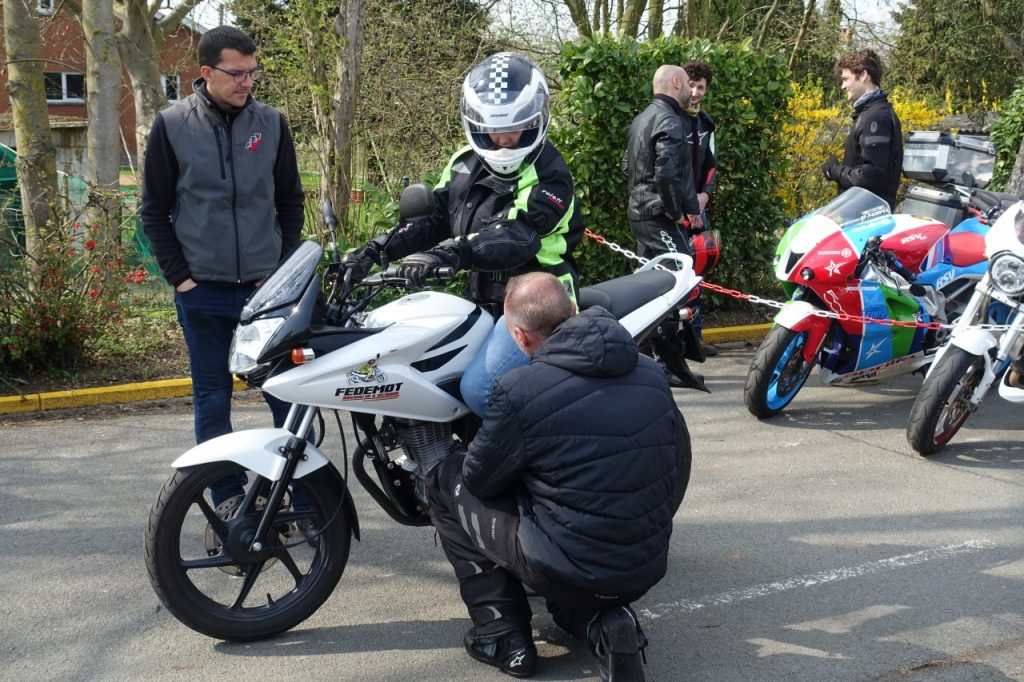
2, 346, 1023, 681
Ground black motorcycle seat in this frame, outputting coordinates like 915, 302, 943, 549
579, 269, 677, 319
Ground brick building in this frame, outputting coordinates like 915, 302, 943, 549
0, 1, 205, 166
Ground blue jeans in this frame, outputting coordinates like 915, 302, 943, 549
459, 316, 529, 417
175, 282, 292, 506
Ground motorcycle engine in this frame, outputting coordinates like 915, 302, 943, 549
394, 419, 459, 504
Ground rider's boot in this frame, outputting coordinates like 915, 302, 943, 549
587, 606, 648, 682
464, 627, 537, 678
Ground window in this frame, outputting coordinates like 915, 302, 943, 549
161, 74, 181, 102
44, 72, 85, 103
36, 0, 54, 14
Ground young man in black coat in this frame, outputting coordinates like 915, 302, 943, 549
822, 50, 904, 211
427, 272, 689, 680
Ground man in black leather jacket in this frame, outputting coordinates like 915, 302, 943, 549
624, 64, 705, 385
822, 50, 903, 211
625, 64, 703, 256
427, 272, 688, 680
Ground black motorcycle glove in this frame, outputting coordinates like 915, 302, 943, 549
342, 242, 382, 282
397, 244, 463, 288
821, 155, 840, 181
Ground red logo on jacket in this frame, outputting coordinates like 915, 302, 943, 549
246, 133, 263, 152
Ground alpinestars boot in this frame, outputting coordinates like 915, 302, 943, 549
463, 627, 537, 678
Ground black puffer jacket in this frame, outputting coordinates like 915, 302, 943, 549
462, 307, 682, 596
624, 94, 700, 222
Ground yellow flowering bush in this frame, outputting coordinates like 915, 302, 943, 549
778, 83, 943, 220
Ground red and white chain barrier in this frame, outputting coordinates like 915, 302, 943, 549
583, 228, 1013, 333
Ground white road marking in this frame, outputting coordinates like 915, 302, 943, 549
641, 540, 993, 620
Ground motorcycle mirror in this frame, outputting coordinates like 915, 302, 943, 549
322, 198, 339, 230
961, 171, 976, 189
399, 183, 435, 222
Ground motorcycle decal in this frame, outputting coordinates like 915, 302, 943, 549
347, 359, 387, 385
335, 382, 404, 401
824, 260, 843, 277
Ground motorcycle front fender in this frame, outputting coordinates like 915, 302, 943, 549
774, 301, 831, 364
947, 328, 998, 358
172, 428, 331, 481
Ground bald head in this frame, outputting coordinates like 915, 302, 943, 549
652, 64, 690, 108
504, 272, 576, 355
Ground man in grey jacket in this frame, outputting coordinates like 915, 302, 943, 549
141, 26, 305, 505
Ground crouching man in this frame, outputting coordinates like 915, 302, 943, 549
427, 272, 689, 680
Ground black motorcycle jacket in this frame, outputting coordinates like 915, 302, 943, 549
624, 94, 700, 222
833, 90, 903, 211
462, 307, 682, 596
375, 143, 583, 313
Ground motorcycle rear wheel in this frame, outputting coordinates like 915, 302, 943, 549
744, 326, 814, 419
145, 461, 351, 641
906, 347, 985, 456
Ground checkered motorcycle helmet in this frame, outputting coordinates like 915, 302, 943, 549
460, 53, 550, 178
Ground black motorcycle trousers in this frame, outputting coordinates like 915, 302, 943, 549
426, 453, 640, 639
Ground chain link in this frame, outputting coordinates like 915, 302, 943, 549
584, 228, 1019, 333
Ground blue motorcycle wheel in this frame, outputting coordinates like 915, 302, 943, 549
744, 326, 814, 419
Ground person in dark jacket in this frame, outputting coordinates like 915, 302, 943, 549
427, 272, 688, 680
141, 26, 305, 505
822, 50, 904, 211
344, 53, 583, 417
682, 59, 719, 356
624, 64, 705, 386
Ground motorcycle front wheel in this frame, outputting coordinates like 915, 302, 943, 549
145, 461, 351, 641
744, 326, 815, 419
906, 347, 986, 456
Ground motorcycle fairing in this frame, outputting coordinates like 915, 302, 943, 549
878, 215, 949, 272
773, 300, 831, 365
263, 291, 493, 421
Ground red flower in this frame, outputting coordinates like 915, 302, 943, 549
89, 289, 99, 298
85, 239, 96, 250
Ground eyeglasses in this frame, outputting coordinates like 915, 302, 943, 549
211, 65, 264, 83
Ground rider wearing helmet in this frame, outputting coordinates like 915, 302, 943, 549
345, 52, 583, 416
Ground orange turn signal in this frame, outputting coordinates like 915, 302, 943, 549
291, 347, 315, 364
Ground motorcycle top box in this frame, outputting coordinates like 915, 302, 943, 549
902, 130, 995, 188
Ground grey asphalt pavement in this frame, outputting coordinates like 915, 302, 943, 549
2, 346, 1023, 681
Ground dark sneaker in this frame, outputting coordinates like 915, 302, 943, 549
700, 341, 719, 357
658, 362, 687, 389
587, 607, 648, 682
464, 627, 537, 678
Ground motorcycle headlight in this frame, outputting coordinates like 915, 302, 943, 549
229, 317, 286, 373
989, 252, 1024, 296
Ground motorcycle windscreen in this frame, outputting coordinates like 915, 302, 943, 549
240, 240, 323, 323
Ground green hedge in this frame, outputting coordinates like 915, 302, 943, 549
549, 37, 792, 296
991, 77, 1024, 192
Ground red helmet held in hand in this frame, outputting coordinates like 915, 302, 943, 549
689, 228, 720, 277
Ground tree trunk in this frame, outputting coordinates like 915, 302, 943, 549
3, 0, 58, 258
647, 0, 663, 38
619, 0, 645, 37
755, 0, 782, 48
1005, 135, 1024, 197
114, 0, 201, 179
563, 0, 592, 38
333, 0, 366, 238
789, 0, 816, 72
82, 0, 122, 248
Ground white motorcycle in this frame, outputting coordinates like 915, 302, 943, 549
906, 196, 1024, 455
144, 184, 702, 641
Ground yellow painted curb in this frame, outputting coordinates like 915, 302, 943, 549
2, 325, 774, 416
703, 323, 772, 343
0, 377, 249, 416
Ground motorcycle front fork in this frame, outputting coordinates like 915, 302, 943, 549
245, 404, 317, 553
